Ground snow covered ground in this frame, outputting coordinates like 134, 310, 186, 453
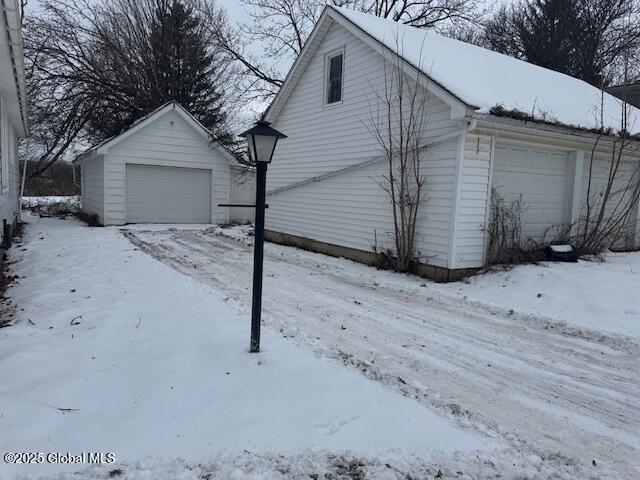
0, 215, 502, 479
432, 255, 640, 338
123, 224, 640, 479
1, 217, 637, 479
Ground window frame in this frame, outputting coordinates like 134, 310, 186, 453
324, 47, 345, 107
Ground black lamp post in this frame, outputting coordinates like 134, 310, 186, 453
239, 120, 287, 353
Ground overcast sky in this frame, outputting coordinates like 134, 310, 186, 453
25, 0, 511, 121
28, 0, 511, 24
198, 0, 512, 26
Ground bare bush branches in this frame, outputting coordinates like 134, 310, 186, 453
366, 40, 429, 272
484, 189, 525, 265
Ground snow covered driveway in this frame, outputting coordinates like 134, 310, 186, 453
1, 216, 496, 479
126, 225, 640, 479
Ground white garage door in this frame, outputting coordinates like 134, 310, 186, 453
493, 143, 569, 240
125, 164, 211, 223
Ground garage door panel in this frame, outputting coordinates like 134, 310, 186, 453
531, 151, 550, 169
125, 164, 211, 224
493, 144, 569, 240
494, 146, 509, 167
510, 148, 530, 169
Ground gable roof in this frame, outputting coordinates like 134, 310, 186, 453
75, 102, 236, 163
266, 6, 639, 134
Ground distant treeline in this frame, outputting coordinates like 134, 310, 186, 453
20, 161, 79, 197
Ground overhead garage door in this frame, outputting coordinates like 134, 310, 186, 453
492, 143, 569, 240
125, 164, 211, 223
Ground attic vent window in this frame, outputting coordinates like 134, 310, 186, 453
326, 50, 343, 105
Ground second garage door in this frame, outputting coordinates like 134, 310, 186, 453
125, 164, 211, 223
492, 143, 569, 240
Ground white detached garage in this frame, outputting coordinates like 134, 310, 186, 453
261, 7, 640, 281
74, 102, 235, 226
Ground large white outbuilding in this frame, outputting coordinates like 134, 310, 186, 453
262, 6, 640, 280
74, 102, 242, 226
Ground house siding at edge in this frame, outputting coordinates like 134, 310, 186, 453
0, 0, 28, 250
263, 7, 640, 281
0, 97, 20, 236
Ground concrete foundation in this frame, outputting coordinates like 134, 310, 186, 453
265, 230, 478, 283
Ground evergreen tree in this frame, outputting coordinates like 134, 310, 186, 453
484, 0, 640, 84
515, 0, 578, 75
85, 0, 233, 144
147, 1, 230, 144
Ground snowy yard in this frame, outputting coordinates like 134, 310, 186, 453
437, 255, 640, 338
126, 224, 640, 479
0, 217, 637, 479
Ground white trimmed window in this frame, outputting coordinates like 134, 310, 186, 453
325, 49, 344, 105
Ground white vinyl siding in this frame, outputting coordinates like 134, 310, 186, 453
80, 154, 105, 224
102, 109, 229, 225
0, 97, 10, 193
229, 166, 256, 223
415, 137, 461, 268
267, 21, 463, 267
0, 95, 19, 227
268, 159, 397, 253
449, 134, 493, 269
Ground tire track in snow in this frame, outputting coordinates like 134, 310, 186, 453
124, 228, 640, 479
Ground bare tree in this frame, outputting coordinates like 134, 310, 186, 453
366, 41, 429, 272
575, 40, 640, 253
24, 0, 238, 177
215, 0, 486, 101
578, 98, 640, 253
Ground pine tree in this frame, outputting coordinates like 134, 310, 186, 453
515, 0, 578, 75
484, 0, 640, 84
84, 0, 233, 145
148, 1, 231, 144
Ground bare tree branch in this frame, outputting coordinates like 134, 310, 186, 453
215, 0, 486, 100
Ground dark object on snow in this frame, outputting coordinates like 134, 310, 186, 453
544, 244, 579, 262
1, 220, 11, 249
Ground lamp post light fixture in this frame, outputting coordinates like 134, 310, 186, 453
239, 120, 287, 353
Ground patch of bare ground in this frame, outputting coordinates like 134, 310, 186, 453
0, 222, 24, 327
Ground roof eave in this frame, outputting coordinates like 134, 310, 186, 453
1, 0, 29, 137
474, 113, 640, 155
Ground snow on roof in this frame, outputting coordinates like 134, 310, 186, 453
333, 7, 639, 133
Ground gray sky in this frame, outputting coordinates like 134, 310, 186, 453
25, 0, 511, 121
